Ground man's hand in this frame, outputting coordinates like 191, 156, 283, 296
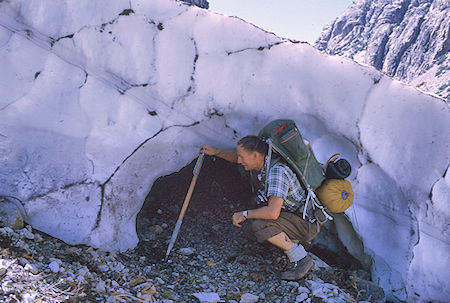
231, 197, 283, 228
232, 211, 246, 227
200, 145, 238, 163
200, 145, 219, 156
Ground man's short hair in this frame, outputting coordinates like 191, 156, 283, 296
238, 135, 268, 155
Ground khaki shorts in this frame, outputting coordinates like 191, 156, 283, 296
244, 211, 320, 244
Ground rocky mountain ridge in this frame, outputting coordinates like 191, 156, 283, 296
181, 0, 209, 9
315, 0, 450, 101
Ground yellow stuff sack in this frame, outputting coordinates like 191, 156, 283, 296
316, 179, 354, 213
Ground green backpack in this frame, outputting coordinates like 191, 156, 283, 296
258, 119, 337, 223
258, 119, 325, 191
258, 119, 355, 221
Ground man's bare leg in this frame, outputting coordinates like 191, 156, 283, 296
267, 232, 307, 262
267, 232, 312, 280
266, 232, 293, 250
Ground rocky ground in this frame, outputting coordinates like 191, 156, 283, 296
0, 157, 384, 302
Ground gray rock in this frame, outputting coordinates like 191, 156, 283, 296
98, 264, 109, 272
179, 247, 196, 256
96, 280, 106, 293
17, 228, 35, 240
355, 278, 386, 302
24, 263, 39, 275
49, 261, 60, 273
295, 293, 308, 302
239, 293, 259, 303
310, 253, 330, 269
192, 292, 220, 302
298, 286, 310, 294
18, 257, 30, 266
0, 198, 24, 230
21, 292, 36, 303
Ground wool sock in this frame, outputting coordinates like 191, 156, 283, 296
284, 242, 307, 263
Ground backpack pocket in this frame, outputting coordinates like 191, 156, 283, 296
278, 126, 309, 162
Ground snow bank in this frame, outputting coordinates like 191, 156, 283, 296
0, 0, 449, 301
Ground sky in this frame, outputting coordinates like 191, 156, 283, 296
209, 0, 354, 44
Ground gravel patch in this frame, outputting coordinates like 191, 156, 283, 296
1, 157, 377, 302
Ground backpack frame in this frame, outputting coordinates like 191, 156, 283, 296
258, 119, 334, 223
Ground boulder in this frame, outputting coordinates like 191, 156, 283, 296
356, 278, 386, 303
0, 197, 24, 230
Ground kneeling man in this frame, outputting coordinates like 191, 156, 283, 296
201, 135, 321, 280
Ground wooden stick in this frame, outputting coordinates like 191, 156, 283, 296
165, 153, 205, 260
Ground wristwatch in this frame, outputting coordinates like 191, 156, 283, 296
242, 210, 248, 218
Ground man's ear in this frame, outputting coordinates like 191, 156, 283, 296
252, 151, 264, 161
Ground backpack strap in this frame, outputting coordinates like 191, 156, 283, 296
302, 149, 312, 179
263, 136, 333, 224
264, 138, 273, 194
303, 188, 333, 223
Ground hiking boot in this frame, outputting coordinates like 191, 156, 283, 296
281, 255, 313, 281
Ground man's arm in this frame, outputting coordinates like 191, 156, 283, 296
232, 196, 283, 227
200, 144, 238, 163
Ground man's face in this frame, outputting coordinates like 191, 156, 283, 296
237, 145, 264, 171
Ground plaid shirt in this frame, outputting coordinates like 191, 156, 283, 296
257, 162, 306, 212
